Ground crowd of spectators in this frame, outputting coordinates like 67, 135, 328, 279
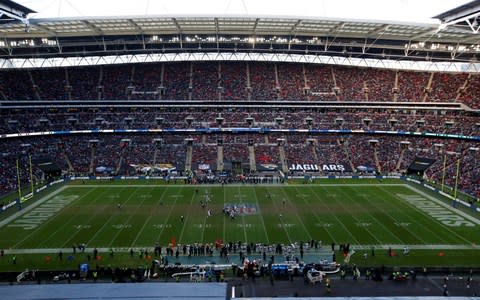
192, 63, 219, 100
277, 64, 305, 100
397, 71, 430, 102
221, 62, 248, 100
249, 62, 278, 100
130, 63, 163, 100
163, 63, 190, 100
334, 66, 370, 101
1, 108, 478, 136
69, 67, 99, 100
0, 61, 479, 199
304, 65, 336, 101
0, 62, 479, 108
1, 132, 478, 199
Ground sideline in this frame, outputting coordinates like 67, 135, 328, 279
3, 243, 479, 255
72, 183, 406, 188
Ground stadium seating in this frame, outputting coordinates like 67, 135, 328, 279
0, 62, 478, 108
1, 130, 478, 199
0, 62, 479, 199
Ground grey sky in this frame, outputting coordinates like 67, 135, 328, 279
17, 0, 471, 24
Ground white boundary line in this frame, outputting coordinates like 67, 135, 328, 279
153, 186, 182, 244
130, 186, 170, 247
4, 243, 479, 255
276, 186, 313, 241
85, 187, 140, 246
307, 185, 361, 244
337, 186, 405, 244
72, 183, 407, 188
236, 186, 249, 243
250, 185, 270, 244
290, 185, 336, 243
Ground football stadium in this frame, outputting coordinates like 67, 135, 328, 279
0, 0, 479, 299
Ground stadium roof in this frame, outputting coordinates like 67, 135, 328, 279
0, 15, 479, 62
13, 0, 470, 23
434, 0, 480, 23
0, 15, 474, 41
0, 0, 479, 66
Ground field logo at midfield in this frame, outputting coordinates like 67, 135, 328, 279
7, 195, 79, 230
224, 203, 258, 215
397, 194, 475, 227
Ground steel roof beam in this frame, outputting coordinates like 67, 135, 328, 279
31, 24, 57, 36
289, 19, 302, 36
367, 24, 390, 37
172, 18, 183, 48
82, 20, 103, 35
252, 18, 260, 34
127, 19, 143, 35
409, 28, 438, 41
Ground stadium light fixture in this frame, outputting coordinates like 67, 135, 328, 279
41, 38, 57, 46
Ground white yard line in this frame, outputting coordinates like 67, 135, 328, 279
250, 186, 270, 244
377, 186, 451, 245
130, 186, 170, 247
237, 186, 248, 243
332, 187, 384, 244
59, 187, 125, 249
85, 187, 139, 246
106, 187, 156, 247
307, 186, 360, 244
277, 186, 313, 241
291, 185, 336, 243
178, 190, 197, 244
222, 186, 226, 243
153, 187, 182, 244
264, 187, 293, 244
342, 187, 406, 244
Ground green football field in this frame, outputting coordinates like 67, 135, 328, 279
0, 179, 479, 270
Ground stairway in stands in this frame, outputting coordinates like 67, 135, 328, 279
217, 144, 224, 172
422, 72, 434, 102
456, 74, 471, 102
115, 147, 127, 175
88, 146, 96, 175
278, 143, 289, 173
185, 144, 193, 171
396, 148, 407, 172
63, 152, 74, 173
339, 139, 356, 172
248, 145, 256, 172
373, 146, 382, 174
